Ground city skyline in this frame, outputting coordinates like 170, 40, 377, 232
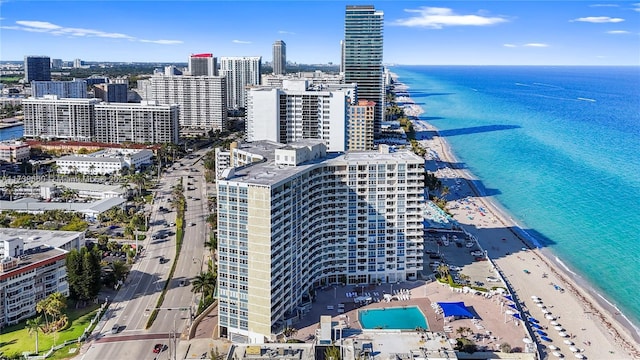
1, 1, 639, 65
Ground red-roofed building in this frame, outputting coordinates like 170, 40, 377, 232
189, 53, 217, 76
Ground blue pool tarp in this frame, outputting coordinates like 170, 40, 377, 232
437, 302, 474, 318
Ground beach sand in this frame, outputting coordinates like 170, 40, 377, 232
410, 104, 640, 359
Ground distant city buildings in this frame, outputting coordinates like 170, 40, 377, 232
142, 75, 227, 131
24, 56, 51, 83
31, 79, 87, 99
94, 83, 128, 103
272, 41, 286, 75
0, 229, 85, 328
189, 53, 218, 76
219, 56, 262, 109
215, 140, 425, 342
73, 58, 83, 68
344, 5, 384, 135
50, 59, 63, 69
246, 80, 355, 151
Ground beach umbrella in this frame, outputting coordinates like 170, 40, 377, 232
546, 314, 556, 320
505, 310, 516, 315
528, 317, 539, 323
552, 351, 563, 357
558, 331, 568, 337
554, 326, 564, 331
536, 330, 547, 336
537, 303, 545, 308
523, 338, 533, 344
563, 340, 574, 345
574, 354, 584, 359
512, 313, 522, 320
531, 295, 540, 300
508, 303, 518, 309
542, 309, 550, 314
550, 321, 559, 326
505, 295, 514, 301
541, 336, 552, 342
569, 346, 579, 353
531, 323, 543, 330
533, 298, 542, 303
548, 345, 558, 350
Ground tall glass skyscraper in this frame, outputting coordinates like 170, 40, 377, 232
344, 5, 384, 135
24, 56, 52, 83
272, 40, 286, 75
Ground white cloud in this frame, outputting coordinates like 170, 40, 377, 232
278, 30, 295, 35
606, 30, 630, 34
391, 7, 509, 29
140, 39, 183, 45
571, 16, 625, 23
232, 39, 252, 44
589, 3, 619, 7
503, 43, 517, 48
632, 3, 640, 12
524, 43, 549, 47
4, 19, 181, 44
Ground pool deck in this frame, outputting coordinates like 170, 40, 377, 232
293, 280, 529, 353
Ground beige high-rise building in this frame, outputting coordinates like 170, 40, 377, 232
216, 141, 424, 342
347, 99, 375, 150
94, 101, 179, 144
23, 95, 99, 141
219, 56, 261, 109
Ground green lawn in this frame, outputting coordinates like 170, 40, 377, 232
0, 303, 100, 358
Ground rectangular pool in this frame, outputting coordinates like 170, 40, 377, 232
359, 306, 428, 330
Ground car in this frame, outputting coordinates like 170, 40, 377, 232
486, 276, 500, 282
111, 324, 120, 334
470, 250, 484, 257
153, 344, 165, 353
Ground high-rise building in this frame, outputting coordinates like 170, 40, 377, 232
94, 83, 128, 103
31, 80, 87, 99
146, 75, 227, 131
73, 58, 83, 68
272, 41, 286, 75
189, 53, 218, 76
215, 141, 425, 342
23, 95, 98, 141
219, 56, 262, 109
246, 80, 355, 151
347, 99, 375, 150
94, 101, 179, 144
344, 5, 384, 135
24, 56, 51, 82
51, 59, 63, 69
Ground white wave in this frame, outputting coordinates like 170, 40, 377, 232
533, 82, 564, 89
555, 257, 577, 276
577, 97, 596, 102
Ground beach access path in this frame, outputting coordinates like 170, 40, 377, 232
414, 117, 640, 359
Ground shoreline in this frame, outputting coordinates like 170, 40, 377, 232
391, 73, 640, 358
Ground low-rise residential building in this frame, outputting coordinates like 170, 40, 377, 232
0, 229, 85, 328
0, 141, 30, 163
55, 148, 153, 175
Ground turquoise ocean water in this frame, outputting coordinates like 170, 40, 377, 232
392, 65, 640, 328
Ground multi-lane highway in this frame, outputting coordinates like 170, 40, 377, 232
81, 150, 212, 360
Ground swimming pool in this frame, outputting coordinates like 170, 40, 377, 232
359, 306, 428, 330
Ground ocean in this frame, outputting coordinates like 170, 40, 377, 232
391, 65, 640, 328
0, 124, 24, 141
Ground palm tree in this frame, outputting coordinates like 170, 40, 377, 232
36, 297, 51, 330
26, 315, 43, 354
204, 235, 217, 256
110, 260, 129, 281
436, 264, 450, 279
282, 327, 298, 342
324, 344, 341, 360
191, 271, 216, 298
458, 273, 470, 285
3, 182, 20, 201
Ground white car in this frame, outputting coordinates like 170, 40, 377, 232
486, 276, 500, 282
470, 250, 484, 257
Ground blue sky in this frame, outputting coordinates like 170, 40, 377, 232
1, 0, 639, 65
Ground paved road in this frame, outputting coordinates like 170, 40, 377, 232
80, 149, 212, 360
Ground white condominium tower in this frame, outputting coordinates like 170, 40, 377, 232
94, 101, 180, 144
23, 95, 99, 141
216, 141, 425, 342
344, 5, 384, 135
246, 80, 355, 152
272, 40, 286, 75
219, 56, 261, 109
145, 75, 227, 131
189, 53, 218, 76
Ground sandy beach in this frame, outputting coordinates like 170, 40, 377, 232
398, 79, 640, 358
